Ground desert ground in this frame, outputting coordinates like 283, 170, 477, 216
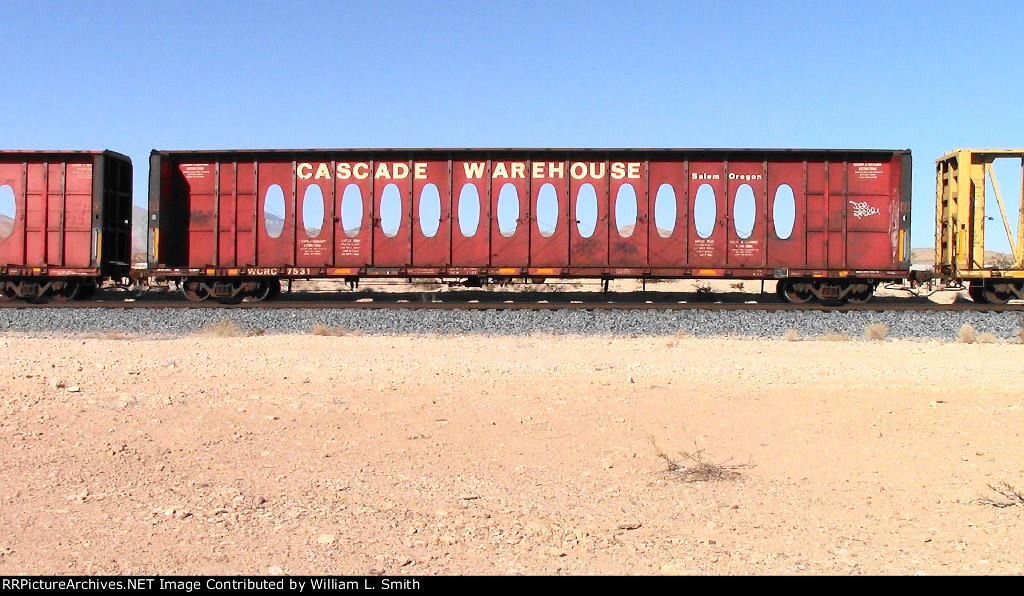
1, 328, 1023, 576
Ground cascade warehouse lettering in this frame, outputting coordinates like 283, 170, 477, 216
295, 161, 644, 180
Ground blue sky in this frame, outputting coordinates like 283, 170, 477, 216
2, 0, 1023, 251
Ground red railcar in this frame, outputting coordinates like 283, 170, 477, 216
148, 148, 911, 304
0, 150, 133, 300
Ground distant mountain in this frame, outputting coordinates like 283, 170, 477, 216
0, 214, 12, 239
265, 214, 284, 238
132, 205, 147, 258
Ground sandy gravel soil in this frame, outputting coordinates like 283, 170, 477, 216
1, 331, 1023, 575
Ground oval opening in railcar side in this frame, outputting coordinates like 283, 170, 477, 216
419, 183, 441, 238
0, 184, 14, 239
576, 183, 598, 238
536, 183, 558, 238
773, 184, 796, 240
654, 183, 676, 238
458, 183, 480, 237
379, 184, 402, 238
497, 183, 519, 238
302, 184, 325, 238
693, 184, 716, 239
340, 184, 363, 238
264, 184, 286, 239
615, 184, 637, 238
733, 184, 755, 239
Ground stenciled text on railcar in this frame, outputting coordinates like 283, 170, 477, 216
295, 161, 644, 181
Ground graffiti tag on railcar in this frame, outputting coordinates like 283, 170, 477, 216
849, 201, 880, 218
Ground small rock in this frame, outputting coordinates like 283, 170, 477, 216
617, 522, 642, 530
268, 566, 284, 575
66, 386, 80, 393
439, 535, 457, 545
660, 563, 686, 575
317, 534, 336, 545
547, 547, 567, 557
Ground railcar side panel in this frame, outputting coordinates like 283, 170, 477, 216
570, 161, 609, 268
412, 160, 450, 267
529, 162, 570, 268
215, 163, 237, 267
333, 167, 371, 268
765, 162, 806, 269
609, 165, 648, 268
647, 161, 687, 268
846, 158, 901, 269
297, 175, 332, 267
226, 161, 258, 267
687, 161, 727, 268
725, 161, 767, 269
827, 163, 847, 270
25, 163, 46, 266
373, 162, 412, 267
182, 162, 216, 267
450, 161, 489, 268
256, 161, 296, 267
805, 162, 829, 270
490, 161, 529, 268
63, 161, 94, 267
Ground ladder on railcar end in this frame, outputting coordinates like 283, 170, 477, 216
936, 149, 1024, 303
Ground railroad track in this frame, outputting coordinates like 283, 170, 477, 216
0, 291, 1020, 312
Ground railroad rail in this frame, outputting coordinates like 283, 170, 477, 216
0, 292, 1019, 312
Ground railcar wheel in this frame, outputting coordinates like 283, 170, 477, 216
777, 280, 813, 304
981, 282, 1013, 305
250, 278, 281, 302
50, 279, 80, 303
844, 287, 874, 305
182, 280, 209, 302
970, 281, 1013, 305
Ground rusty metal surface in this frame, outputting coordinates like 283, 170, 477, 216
149, 148, 912, 281
0, 151, 132, 275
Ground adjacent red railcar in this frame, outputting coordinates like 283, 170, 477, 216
148, 148, 911, 304
0, 150, 133, 300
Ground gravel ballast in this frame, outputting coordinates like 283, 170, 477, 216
0, 307, 1022, 339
